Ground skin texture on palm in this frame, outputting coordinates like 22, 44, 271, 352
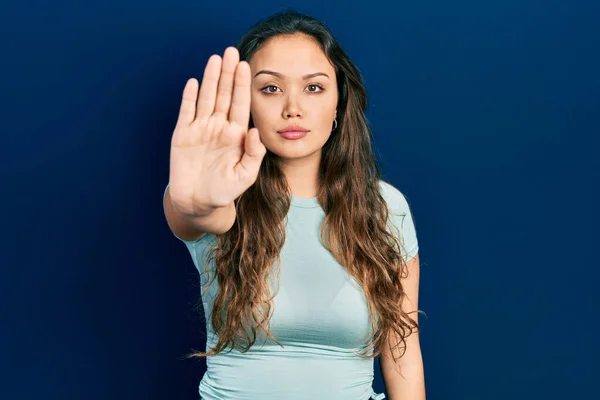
169, 47, 267, 216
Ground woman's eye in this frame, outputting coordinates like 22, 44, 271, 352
307, 84, 324, 92
262, 85, 280, 94
261, 84, 324, 94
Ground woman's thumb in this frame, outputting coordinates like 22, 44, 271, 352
237, 128, 266, 178
245, 128, 265, 157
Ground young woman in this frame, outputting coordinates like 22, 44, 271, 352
163, 10, 425, 400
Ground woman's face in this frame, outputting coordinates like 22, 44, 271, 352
248, 33, 338, 162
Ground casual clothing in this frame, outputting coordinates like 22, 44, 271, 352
164, 180, 419, 400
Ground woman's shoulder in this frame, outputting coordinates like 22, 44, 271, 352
377, 179, 412, 216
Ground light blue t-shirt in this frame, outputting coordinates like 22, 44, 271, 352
164, 180, 419, 400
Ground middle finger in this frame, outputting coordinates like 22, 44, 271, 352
213, 47, 239, 118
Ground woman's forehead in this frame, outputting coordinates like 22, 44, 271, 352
249, 35, 334, 78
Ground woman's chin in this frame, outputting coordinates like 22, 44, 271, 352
267, 145, 320, 161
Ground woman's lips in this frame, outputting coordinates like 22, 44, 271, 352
279, 130, 308, 139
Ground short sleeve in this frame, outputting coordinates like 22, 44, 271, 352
163, 182, 218, 286
379, 180, 420, 263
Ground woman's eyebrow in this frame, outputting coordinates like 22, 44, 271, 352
253, 70, 330, 80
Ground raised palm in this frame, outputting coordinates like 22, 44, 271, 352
169, 47, 266, 216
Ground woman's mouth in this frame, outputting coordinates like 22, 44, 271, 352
279, 130, 308, 140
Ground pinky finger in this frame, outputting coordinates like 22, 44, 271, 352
177, 78, 199, 126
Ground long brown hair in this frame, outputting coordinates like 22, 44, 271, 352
186, 9, 423, 371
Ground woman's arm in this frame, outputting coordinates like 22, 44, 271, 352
380, 253, 426, 400
164, 184, 236, 240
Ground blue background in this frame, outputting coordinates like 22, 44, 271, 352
2, 0, 599, 399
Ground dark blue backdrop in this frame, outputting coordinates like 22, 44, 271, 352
2, 1, 599, 399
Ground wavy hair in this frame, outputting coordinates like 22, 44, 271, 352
186, 9, 423, 372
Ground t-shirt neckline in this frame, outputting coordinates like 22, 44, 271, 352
290, 194, 320, 209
